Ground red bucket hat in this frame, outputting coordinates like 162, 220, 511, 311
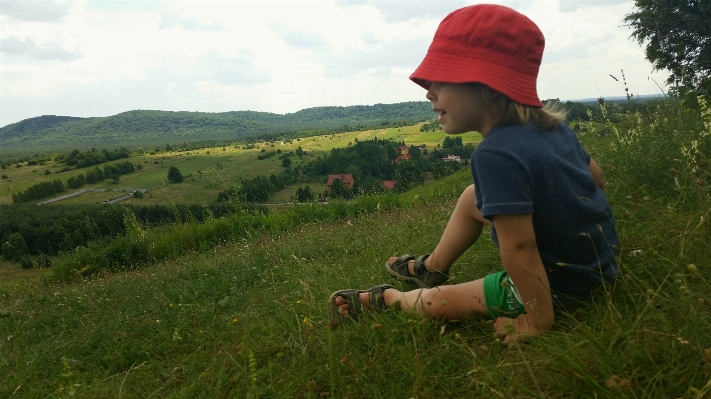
410, 4, 544, 108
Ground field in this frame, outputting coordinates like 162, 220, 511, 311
0, 123, 481, 206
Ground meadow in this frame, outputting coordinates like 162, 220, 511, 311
0, 96, 710, 398
0, 124, 482, 207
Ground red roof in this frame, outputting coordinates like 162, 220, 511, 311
395, 154, 410, 162
382, 180, 396, 189
326, 174, 354, 186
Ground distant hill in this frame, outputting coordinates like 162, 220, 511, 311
0, 102, 433, 151
567, 94, 664, 105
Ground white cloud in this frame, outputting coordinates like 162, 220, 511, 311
0, 36, 82, 61
0, 0, 72, 22
335, 0, 469, 23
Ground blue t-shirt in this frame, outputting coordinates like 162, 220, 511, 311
471, 123, 620, 296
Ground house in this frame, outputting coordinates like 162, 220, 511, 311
326, 174, 355, 194
382, 180, 396, 190
442, 155, 461, 162
395, 153, 411, 162
394, 145, 410, 162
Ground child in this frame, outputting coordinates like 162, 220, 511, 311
329, 4, 620, 341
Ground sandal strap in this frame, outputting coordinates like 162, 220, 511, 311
369, 285, 394, 310
412, 254, 431, 277
336, 290, 363, 318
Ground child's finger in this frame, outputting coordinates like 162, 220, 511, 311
494, 316, 517, 337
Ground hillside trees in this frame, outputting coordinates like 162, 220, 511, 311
625, 0, 711, 91
12, 180, 65, 203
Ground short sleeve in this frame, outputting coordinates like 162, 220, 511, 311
471, 148, 534, 219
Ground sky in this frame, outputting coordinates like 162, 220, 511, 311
0, 0, 669, 128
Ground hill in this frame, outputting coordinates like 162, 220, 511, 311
0, 102, 433, 151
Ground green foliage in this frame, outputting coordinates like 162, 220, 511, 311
281, 157, 292, 167
167, 166, 184, 183
295, 185, 314, 202
591, 94, 710, 207
12, 179, 65, 203
50, 192, 405, 280
420, 119, 441, 132
625, 0, 711, 91
1, 232, 29, 262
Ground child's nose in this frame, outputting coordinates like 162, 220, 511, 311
426, 88, 436, 101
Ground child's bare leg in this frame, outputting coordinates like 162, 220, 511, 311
334, 279, 488, 321
395, 184, 492, 275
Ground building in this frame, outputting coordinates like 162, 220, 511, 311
326, 174, 355, 194
442, 155, 461, 162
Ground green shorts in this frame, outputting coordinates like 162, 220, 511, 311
483, 271, 526, 318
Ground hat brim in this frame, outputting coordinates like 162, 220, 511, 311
410, 50, 543, 108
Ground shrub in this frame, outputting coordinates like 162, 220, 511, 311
167, 166, 184, 183
2, 232, 29, 262
20, 255, 35, 269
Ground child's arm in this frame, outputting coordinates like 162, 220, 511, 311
491, 213, 554, 341
589, 158, 605, 192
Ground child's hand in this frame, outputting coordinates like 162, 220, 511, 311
494, 314, 543, 343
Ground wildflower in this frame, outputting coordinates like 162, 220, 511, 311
232, 317, 238, 324
302, 317, 309, 324
169, 303, 173, 307
156, 319, 160, 323
296, 300, 302, 304
605, 375, 630, 389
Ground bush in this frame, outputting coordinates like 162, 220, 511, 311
167, 166, 184, 183
37, 254, 52, 268
20, 255, 35, 269
2, 232, 29, 262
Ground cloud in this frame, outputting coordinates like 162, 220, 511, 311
0, 0, 71, 22
335, 0, 468, 23
322, 35, 430, 79
559, 0, 629, 13
159, 12, 223, 31
0, 36, 82, 61
175, 53, 271, 86
269, 21, 330, 52
361, 32, 382, 47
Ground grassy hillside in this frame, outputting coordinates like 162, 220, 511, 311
0, 102, 433, 151
0, 96, 709, 397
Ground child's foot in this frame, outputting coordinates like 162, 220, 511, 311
385, 254, 449, 288
329, 285, 395, 330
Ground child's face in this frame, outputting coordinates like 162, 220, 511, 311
425, 82, 494, 136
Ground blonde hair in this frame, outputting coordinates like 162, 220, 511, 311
472, 83, 567, 131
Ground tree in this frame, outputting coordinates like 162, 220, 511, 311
295, 186, 314, 202
167, 166, 184, 183
2, 232, 29, 262
625, 1, 711, 91
282, 157, 292, 167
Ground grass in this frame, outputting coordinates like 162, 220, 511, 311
0, 98, 709, 397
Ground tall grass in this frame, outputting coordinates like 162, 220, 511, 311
0, 97, 710, 398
